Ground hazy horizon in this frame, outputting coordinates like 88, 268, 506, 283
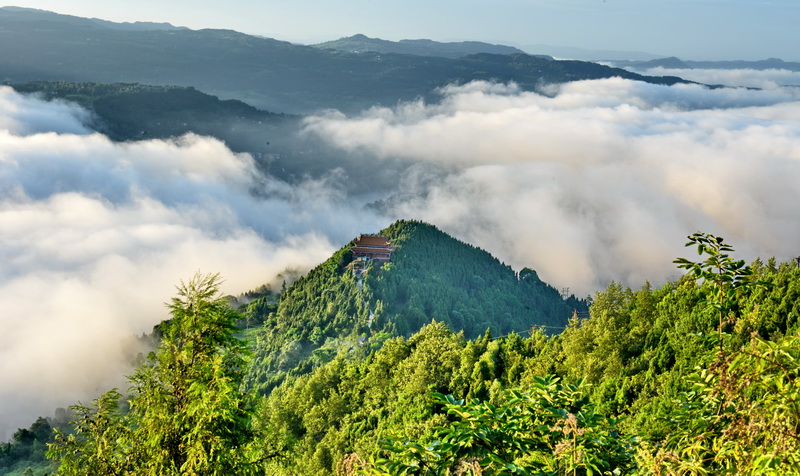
1, 1, 798, 61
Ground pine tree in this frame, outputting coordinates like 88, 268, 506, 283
48, 272, 264, 475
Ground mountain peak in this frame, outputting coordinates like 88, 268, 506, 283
312, 35, 526, 58
244, 219, 585, 393
0, 5, 184, 31
644, 56, 690, 69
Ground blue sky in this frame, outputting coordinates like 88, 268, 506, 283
1, 0, 798, 60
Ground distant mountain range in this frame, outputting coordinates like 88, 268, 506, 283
606, 56, 800, 71
312, 33, 535, 59
521, 44, 665, 62
0, 6, 692, 114
7, 81, 399, 192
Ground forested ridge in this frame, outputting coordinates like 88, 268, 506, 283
244, 220, 583, 395
254, 237, 800, 474
7, 80, 418, 194
0, 7, 694, 114
2, 231, 800, 475
10, 81, 292, 143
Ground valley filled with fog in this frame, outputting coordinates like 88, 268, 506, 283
2, 68, 799, 435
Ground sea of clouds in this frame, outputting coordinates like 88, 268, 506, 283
1, 70, 799, 437
0, 86, 383, 437
304, 75, 800, 295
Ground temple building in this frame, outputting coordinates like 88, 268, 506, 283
351, 234, 396, 263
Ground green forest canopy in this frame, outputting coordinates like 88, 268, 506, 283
3, 232, 800, 475
243, 220, 585, 395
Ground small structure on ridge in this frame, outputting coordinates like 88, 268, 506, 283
351, 234, 396, 263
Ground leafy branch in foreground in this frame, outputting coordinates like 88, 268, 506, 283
362, 376, 636, 475
47, 389, 132, 475
673, 231, 771, 353
48, 272, 267, 475
649, 233, 800, 474
650, 333, 800, 475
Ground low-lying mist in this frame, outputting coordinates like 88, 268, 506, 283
0, 86, 384, 439
618, 66, 800, 91
2, 70, 799, 438
304, 77, 800, 296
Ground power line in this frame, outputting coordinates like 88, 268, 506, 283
490, 324, 569, 340
488, 311, 591, 340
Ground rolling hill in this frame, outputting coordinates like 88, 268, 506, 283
243, 220, 586, 394
1, 6, 692, 114
312, 33, 531, 58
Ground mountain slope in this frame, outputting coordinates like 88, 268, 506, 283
244, 220, 585, 393
312, 34, 530, 58
1, 7, 693, 114
255, 255, 800, 475
608, 57, 800, 71
6, 81, 409, 193
11, 81, 292, 142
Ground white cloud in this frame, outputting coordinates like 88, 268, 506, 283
0, 87, 383, 438
0, 87, 93, 136
305, 79, 800, 296
624, 66, 800, 90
